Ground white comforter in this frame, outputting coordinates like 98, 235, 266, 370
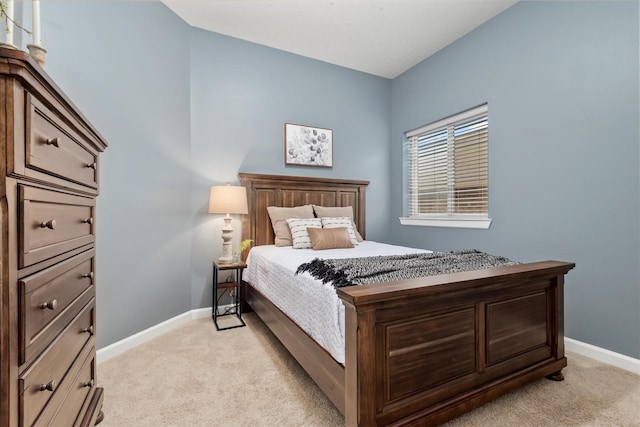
243, 241, 429, 364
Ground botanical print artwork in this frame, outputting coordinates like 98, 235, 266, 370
285, 123, 333, 167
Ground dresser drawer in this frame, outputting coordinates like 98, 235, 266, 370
19, 185, 95, 268
20, 249, 95, 365
27, 95, 99, 190
36, 346, 97, 427
19, 299, 95, 427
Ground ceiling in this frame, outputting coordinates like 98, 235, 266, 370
161, 0, 518, 79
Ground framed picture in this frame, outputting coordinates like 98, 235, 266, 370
284, 123, 333, 167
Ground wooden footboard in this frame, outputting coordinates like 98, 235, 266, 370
337, 261, 574, 426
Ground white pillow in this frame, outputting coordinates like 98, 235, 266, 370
286, 218, 322, 249
320, 217, 358, 245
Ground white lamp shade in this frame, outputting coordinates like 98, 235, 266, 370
208, 184, 248, 215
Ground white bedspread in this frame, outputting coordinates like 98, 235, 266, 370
243, 241, 429, 364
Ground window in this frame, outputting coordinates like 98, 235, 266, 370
400, 104, 491, 229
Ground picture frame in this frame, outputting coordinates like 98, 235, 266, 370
284, 123, 333, 167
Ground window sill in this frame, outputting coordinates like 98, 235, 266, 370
399, 216, 492, 230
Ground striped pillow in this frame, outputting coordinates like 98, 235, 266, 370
286, 218, 322, 249
320, 217, 358, 245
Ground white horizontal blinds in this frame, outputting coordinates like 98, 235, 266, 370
453, 116, 488, 213
404, 137, 420, 215
415, 128, 448, 214
405, 104, 488, 217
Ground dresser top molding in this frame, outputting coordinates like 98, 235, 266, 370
0, 46, 108, 153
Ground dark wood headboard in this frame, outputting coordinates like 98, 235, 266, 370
238, 173, 369, 247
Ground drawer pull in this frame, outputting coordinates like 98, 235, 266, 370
40, 299, 58, 310
81, 217, 93, 225
39, 219, 56, 230
81, 325, 94, 336
82, 379, 95, 388
45, 137, 60, 147
85, 162, 97, 170
39, 380, 57, 392
82, 272, 94, 280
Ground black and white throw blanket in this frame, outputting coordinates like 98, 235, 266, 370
295, 249, 519, 288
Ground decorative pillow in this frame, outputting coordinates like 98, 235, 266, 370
286, 218, 322, 249
267, 205, 315, 247
307, 227, 354, 250
320, 217, 358, 245
312, 205, 364, 242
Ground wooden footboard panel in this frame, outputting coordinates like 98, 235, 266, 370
338, 261, 574, 426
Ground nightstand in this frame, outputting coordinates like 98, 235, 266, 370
212, 260, 247, 330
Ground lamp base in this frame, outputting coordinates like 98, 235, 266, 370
219, 215, 234, 263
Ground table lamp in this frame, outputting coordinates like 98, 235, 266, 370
208, 183, 248, 263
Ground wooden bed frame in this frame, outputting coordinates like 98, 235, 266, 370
239, 173, 575, 426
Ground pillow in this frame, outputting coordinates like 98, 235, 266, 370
267, 205, 315, 246
286, 218, 322, 249
320, 217, 358, 245
312, 205, 364, 242
307, 227, 354, 250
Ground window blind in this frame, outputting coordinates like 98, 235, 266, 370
404, 105, 488, 218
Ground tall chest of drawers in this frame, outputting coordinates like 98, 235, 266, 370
1, 48, 107, 426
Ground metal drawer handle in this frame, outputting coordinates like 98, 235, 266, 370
45, 137, 60, 147
81, 217, 93, 225
39, 380, 56, 392
40, 219, 56, 230
40, 299, 58, 310
82, 379, 95, 388
85, 162, 97, 170
81, 325, 94, 336
82, 272, 94, 280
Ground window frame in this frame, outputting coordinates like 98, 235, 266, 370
399, 104, 492, 230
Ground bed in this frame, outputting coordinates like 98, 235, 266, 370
238, 172, 575, 426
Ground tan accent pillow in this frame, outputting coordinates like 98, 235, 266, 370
267, 205, 315, 247
307, 227, 354, 250
312, 205, 364, 242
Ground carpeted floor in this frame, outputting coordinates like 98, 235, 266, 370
97, 313, 640, 427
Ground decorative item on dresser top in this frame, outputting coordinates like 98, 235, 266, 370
1, 0, 19, 47
0, 47, 107, 426
0, 0, 47, 67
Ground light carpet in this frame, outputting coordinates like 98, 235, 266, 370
97, 313, 640, 426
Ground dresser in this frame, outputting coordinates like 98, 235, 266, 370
1, 47, 107, 426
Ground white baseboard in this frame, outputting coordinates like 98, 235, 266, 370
565, 337, 640, 375
97, 309, 640, 376
96, 307, 211, 364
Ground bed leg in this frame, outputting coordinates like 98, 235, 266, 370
545, 371, 565, 381
240, 282, 253, 314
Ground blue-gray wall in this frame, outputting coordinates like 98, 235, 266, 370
40, 2, 193, 348
188, 29, 391, 308
34, 1, 391, 347
26, 1, 639, 359
390, 1, 639, 359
